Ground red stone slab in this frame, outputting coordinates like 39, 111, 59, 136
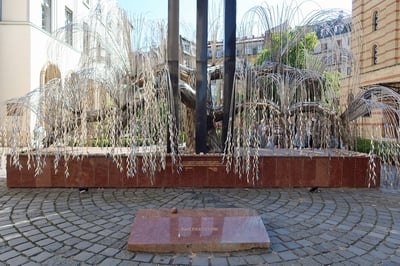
127, 208, 270, 253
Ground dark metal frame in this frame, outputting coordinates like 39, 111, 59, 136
168, 0, 237, 153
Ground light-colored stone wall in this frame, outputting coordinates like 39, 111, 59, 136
354, 0, 400, 86
348, 0, 400, 139
0, 0, 90, 145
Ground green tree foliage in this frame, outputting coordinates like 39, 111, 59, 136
321, 70, 341, 110
255, 30, 318, 69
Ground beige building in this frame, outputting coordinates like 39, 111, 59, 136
0, 0, 91, 142
314, 13, 352, 76
351, 0, 400, 139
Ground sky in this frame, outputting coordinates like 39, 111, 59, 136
117, 0, 352, 40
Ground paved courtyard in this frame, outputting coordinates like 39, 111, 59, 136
0, 175, 400, 265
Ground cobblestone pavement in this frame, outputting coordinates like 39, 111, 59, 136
0, 177, 400, 265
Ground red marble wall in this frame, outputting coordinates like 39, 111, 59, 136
6, 154, 380, 188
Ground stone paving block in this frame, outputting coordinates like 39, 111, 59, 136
110, 231, 127, 239
36, 238, 55, 247
151, 255, 172, 264
336, 249, 354, 260
350, 255, 375, 265
387, 236, 400, 245
377, 244, 396, 255
360, 253, 387, 264
3, 232, 22, 241
172, 256, 190, 265
279, 250, 299, 261
133, 253, 153, 263
40, 226, 57, 233
43, 242, 63, 252
191, 257, 209, 266
64, 237, 81, 246
86, 254, 107, 265
324, 251, 347, 263
296, 239, 313, 247
113, 250, 135, 261
29, 233, 47, 242
71, 229, 87, 237
118, 261, 139, 266
98, 229, 114, 236
298, 256, 323, 266
54, 234, 70, 242
97, 258, 122, 266
19, 262, 42, 266
110, 240, 127, 249
243, 254, 265, 264
101, 247, 119, 257
270, 243, 288, 252
14, 241, 35, 252
44, 255, 79, 266
46, 229, 64, 238
390, 254, 400, 264
316, 242, 337, 253
0, 250, 19, 261
284, 241, 302, 249
22, 247, 43, 257
62, 248, 81, 258
73, 251, 94, 262
209, 257, 228, 266
292, 247, 309, 258
384, 241, 399, 250
320, 232, 336, 241
87, 244, 107, 253
301, 247, 320, 256
227, 256, 247, 265
74, 241, 92, 250
7, 236, 26, 247
31, 251, 53, 263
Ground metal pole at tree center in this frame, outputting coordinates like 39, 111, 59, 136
167, 0, 180, 153
222, 0, 236, 151
195, 0, 209, 154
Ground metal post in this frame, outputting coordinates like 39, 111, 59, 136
222, 0, 236, 150
195, 0, 208, 153
167, 0, 180, 153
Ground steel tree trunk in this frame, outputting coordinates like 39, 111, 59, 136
195, 0, 209, 153
222, 0, 236, 150
167, 0, 180, 153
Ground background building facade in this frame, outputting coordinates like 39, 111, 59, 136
351, 0, 400, 139
0, 0, 91, 141
0, 1, 90, 111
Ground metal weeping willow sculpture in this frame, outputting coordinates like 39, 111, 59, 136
1, 0, 400, 188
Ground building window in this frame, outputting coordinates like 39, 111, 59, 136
373, 45, 378, 65
336, 39, 342, 48
182, 41, 191, 54
41, 0, 52, 32
373, 11, 379, 31
83, 22, 89, 53
65, 7, 73, 46
0, 0, 2, 21
207, 48, 212, 59
246, 47, 252, 55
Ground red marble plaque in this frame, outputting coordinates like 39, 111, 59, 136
127, 208, 270, 253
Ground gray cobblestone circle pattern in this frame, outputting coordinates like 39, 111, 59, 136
0, 178, 400, 265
